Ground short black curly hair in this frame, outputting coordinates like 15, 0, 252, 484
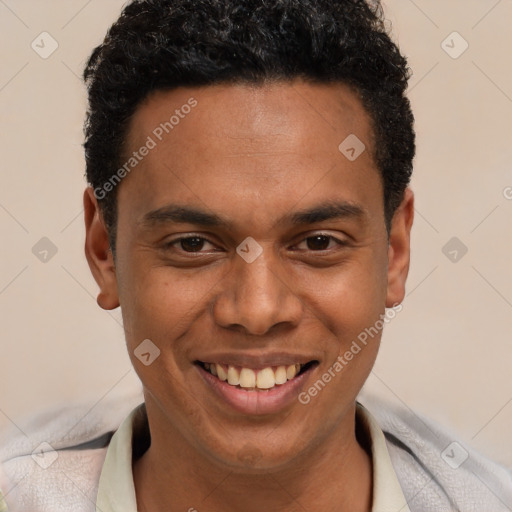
84, 0, 415, 253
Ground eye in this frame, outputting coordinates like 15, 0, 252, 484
180, 236, 206, 252
294, 234, 347, 251
165, 236, 218, 253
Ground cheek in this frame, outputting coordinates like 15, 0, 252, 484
118, 261, 224, 347
293, 251, 388, 338
304, 264, 386, 400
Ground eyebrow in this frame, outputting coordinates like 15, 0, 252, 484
141, 206, 229, 228
287, 201, 366, 225
140, 200, 367, 229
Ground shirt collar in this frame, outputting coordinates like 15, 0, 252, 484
96, 402, 410, 512
96, 403, 145, 512
356, 403, 411, 512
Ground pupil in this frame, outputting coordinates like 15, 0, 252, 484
307, 235, 330, 250
181, 237, 204, 252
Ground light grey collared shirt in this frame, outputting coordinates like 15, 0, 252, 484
96, 402, 411, 512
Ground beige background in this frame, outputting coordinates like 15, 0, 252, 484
0, 0, 511, 468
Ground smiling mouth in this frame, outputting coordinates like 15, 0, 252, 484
195, 360, 318, 390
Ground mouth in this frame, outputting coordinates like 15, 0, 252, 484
195, 360, 318, 391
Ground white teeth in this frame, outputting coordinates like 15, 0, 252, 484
204, 362, 307, 389
227, 365, 240, 385
274, 365, 287, 385
239, 368, 256, 388
286, 364, 297, 380
256, 367, 276, 389
216, 364, 227, 381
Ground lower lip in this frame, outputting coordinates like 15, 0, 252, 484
196, 364, 316, 415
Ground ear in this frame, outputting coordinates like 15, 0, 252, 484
83, 187, 120, 310
385, 187, 414, 308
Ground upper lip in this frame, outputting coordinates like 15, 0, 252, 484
194, 351, 320, 368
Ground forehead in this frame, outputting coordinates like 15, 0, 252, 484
126, 80, 372, 154
117, 80, 382, 232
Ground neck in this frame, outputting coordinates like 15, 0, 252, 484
133, 402, 372, 512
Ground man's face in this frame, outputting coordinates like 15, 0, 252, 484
85, 80, 412, 470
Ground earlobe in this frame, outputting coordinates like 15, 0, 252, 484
385, 187, 414, 308
83, 187, 120, 310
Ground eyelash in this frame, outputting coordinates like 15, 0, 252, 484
163, 233, 349, 254
164, 236, 218, 253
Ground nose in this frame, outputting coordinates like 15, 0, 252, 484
212, 247, 303, 336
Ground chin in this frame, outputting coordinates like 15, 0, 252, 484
206, 436, 307, 473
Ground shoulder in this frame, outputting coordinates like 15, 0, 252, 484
360, 395, 512, 512
0, 392, 143, 512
